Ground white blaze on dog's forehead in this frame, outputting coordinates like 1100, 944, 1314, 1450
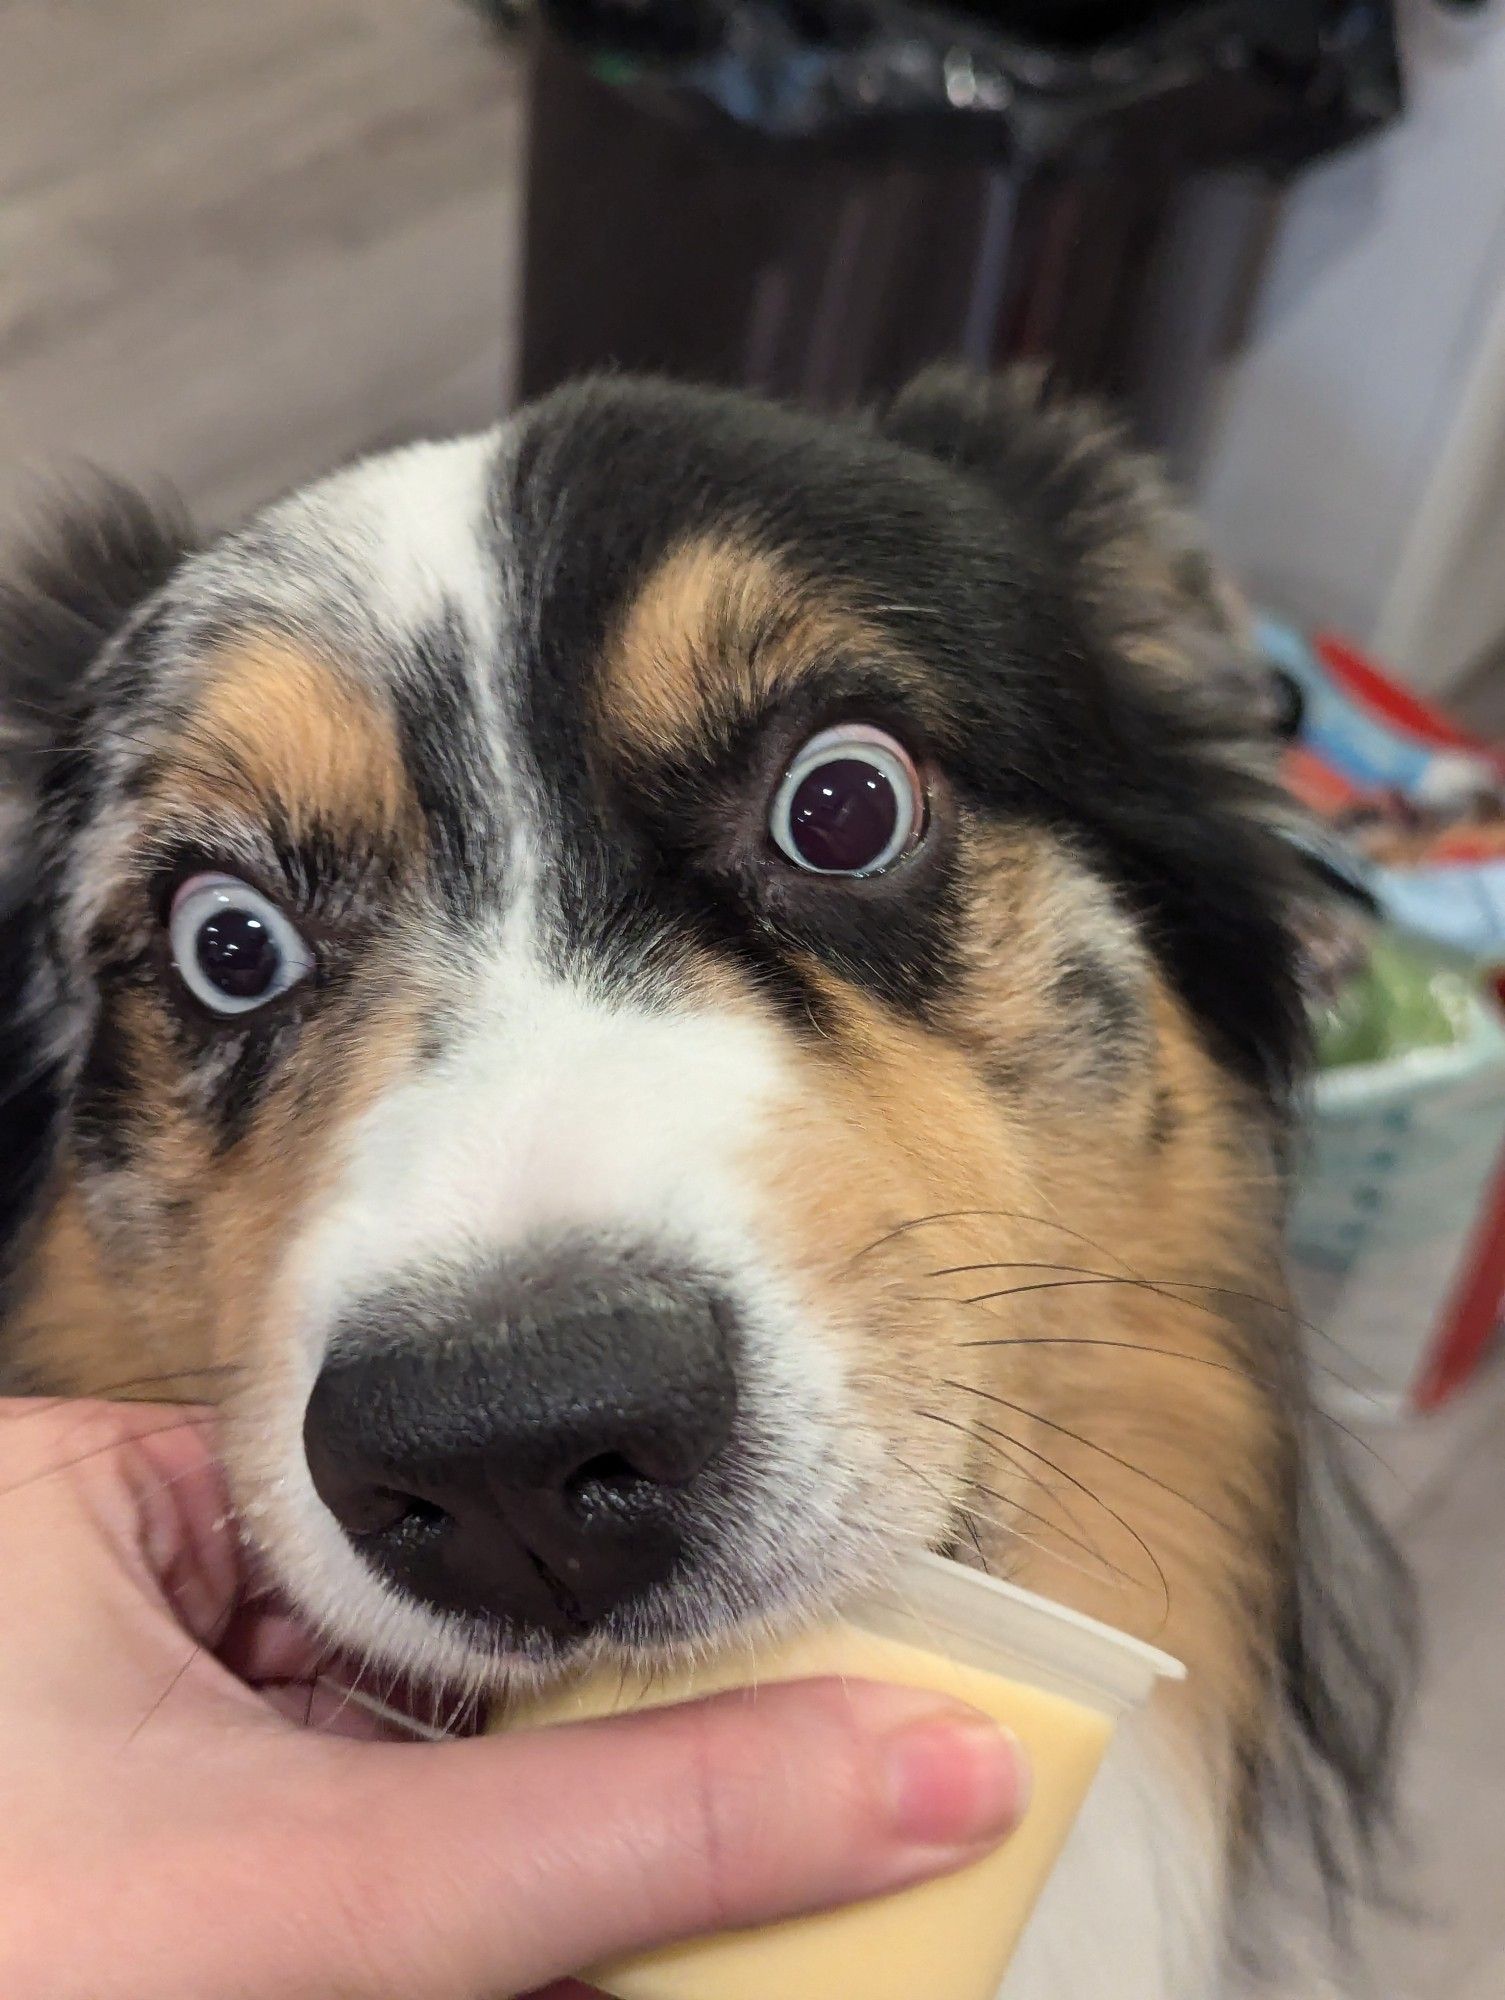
285, 933, 799, 1338
267, 431, 505, 648
175, 426, 512, 676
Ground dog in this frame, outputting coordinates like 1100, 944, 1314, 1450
0, 367, 1408, 1997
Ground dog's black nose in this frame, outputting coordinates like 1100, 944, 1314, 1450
302, 1254, 737, 1641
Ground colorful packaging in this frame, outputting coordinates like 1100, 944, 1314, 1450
1260, 617, 1505, 1412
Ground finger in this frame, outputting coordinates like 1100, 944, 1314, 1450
268, 1675, 1030, 1998
0, 1398, 233, 1625
0, 1399, 348, 1743
0, 1400, 467, 1737
0, 1400, 242, 1692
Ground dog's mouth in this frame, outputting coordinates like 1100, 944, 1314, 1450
278, 1407, 937, 1704
268, 1240, 940, 1691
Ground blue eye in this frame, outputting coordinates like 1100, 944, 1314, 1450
770, 725, 925, 876
168, 874, 313, 1016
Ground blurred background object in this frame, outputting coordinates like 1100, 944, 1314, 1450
0, 1, 523, 536
1197, 2, 1505, 714
502, 0, 1505, 718
511, 0, 1402, 480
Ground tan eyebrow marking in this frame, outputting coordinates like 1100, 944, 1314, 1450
598, 534, 924, 758
147, 636, 420, 840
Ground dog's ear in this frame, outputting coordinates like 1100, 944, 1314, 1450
883, 366, 1353, 1101
0, 481, 194, 816
0, 487, 193, 1338
879, 364, 1277, 741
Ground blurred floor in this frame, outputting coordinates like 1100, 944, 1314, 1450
0, 0, 520, 535
1335, 1349, 1505, 2000
1, 6, 1502, 1998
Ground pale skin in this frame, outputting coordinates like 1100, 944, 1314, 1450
0, 1400, 1029, 2000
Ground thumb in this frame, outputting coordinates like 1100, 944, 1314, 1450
278, 1675, 1028, 1999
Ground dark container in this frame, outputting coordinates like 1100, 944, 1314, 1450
510, 0, 1402, 465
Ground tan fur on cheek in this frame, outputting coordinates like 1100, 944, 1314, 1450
5, 983, 431, 1410
736, 974, 1058, 1552
742, 942, 1289, 1802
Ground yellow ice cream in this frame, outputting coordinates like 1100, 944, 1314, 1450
493, 1617, 1120, 2000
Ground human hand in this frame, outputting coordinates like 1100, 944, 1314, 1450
0, 1399, 1029, 1999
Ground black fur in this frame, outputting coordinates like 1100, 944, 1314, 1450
0, 889, 65, 1292
0, 483, 192, 825
0, 486, 195, 1316
1051, 949, 1144, 1071
503, 373, 1313, 1100
392, 615, 509, 915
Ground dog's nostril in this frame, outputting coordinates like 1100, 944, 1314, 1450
394, 1491, 452, 1531
564, 1450, 655, 1508
352, 1485, 452, 1538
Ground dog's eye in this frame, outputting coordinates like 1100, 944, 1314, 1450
770, 725, 925, 876
168, 874, 313, 1016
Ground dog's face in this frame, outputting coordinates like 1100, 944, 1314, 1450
0, 372, 1315, 1697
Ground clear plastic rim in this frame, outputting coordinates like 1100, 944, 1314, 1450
846, 1550, 1185, 1718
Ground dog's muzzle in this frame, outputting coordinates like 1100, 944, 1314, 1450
302, 1247, 739, 1644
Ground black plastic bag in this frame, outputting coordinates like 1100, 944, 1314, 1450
533, 0, 1402, 169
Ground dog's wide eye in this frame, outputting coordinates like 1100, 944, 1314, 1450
770, 725, 925, 876
168, 874, 313, 1015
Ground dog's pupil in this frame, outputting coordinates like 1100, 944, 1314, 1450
788, 756, 898, 872
195, 908, 279, 1000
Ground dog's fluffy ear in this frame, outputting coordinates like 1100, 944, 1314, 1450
883, 365, 1356, 1100
879, 364, 1277, 741
0, 488, 193, 1320
0, 482, 193, 814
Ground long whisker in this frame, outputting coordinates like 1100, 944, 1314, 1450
123, 1641, 205, 1747
940, 1471, 1143, 1590
944, 1376, 1235, 1538
965, 1476, 1143, 1585
893, 1446, 1126, 1590
948, 1325, 1254, 1379
0, 1411, 219, 1506
849, 1206, 1141, 1277
913, 1267, 1386, 1467
3, 1363, 245, 1422
917, 1405, 1172, 1625
124, 1564, 244, 1746
853, 1205, 1365, 1377
892, 1449, 990, 1572
930, 1257, 1377, 1382
951, 1495, 1138, 1596
917, 1394, 1102, 1549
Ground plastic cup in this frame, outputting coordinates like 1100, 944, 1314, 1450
493, 1550, 1184, 2000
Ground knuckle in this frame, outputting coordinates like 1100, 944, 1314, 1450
672, 1682, 872, 1932
679, 1701, 749, 1933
